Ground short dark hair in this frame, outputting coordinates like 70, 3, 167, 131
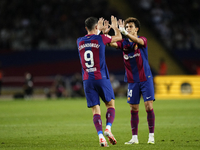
85, 17, 98, 31
124, 17, 141, 33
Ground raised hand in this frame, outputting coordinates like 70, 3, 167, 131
118, 19, 128, 35
118, 19, 124, 28
97, 17, 104, 32
108, 15, 122, 43
110, 15, 118, 29
102, 20, 111, 34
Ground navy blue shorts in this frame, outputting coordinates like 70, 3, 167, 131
127, 77, 155, 104
83, 79, 115, 108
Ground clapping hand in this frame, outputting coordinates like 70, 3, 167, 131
110, 15, 118, 30
118, 19, 128, 35
97, 17, 104, 32
102, 20, 111, 34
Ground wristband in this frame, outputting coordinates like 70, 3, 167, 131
119, 27, 128, 35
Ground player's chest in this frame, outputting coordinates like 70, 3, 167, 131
122, 42, 139, 52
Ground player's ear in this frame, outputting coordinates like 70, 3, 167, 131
95, 24, 98, 30
85, 27, 88, 31
135, 27, 139, 33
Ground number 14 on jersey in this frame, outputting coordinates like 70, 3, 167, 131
128, 89, 132, 97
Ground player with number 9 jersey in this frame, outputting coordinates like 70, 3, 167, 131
76, 16, 122, 147
77, 34, 112, 81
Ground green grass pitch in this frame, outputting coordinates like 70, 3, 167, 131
0, 98, 200, 150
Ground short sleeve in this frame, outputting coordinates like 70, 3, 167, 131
101, 34, 112, 45
139, 36, 147, 48
116, 41, 123, 49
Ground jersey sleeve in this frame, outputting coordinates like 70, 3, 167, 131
139, 36, 147, 48
116, 40, 124, 50
100, 34, 112, 45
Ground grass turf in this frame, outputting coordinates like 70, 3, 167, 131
0, 98, 200, 150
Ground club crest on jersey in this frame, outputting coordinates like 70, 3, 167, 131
134, 44, 138, 50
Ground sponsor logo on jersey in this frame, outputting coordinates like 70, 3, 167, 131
124, 54, 129, 60
86, 67, 97, 72
79, 43, 100, 51
123, 53, 140, 60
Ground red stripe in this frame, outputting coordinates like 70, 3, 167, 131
126, 61, 134, 82
101, 34, 112, 45
123, 52, 134, 82
135, 49, 146, 82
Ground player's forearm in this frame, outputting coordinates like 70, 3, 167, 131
127, 34, 138, 42
111, 27, 122, 43
107, 42, 118, 48
126, 34, 144, 45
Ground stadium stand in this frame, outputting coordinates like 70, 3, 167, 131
126, 0, 200, 74
0, 0, 124, 96
0, 0, 121, 50
1, 0, 199, 97
108, 0, 186, 75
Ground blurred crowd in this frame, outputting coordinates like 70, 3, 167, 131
0, 0, 120, 51
1, 0, 200, 99
43, 73, 126, 99
128, 0, 200, 50
1, 0, 200, 51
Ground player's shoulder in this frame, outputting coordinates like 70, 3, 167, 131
139, 36, 147, 42
77, 36, 84, 42
121, 38, 129, 44
88, 34, 102, 40
101, 34, 112, 39
123, 38, 129, 42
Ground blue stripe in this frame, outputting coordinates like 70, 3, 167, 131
97, 131, 103, 135
106, 123, 112, 126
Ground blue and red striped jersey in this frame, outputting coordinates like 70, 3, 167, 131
117, 36, 152, 83
77, 34, 112, 80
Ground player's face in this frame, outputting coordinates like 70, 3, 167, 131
125, 22, 138, 35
